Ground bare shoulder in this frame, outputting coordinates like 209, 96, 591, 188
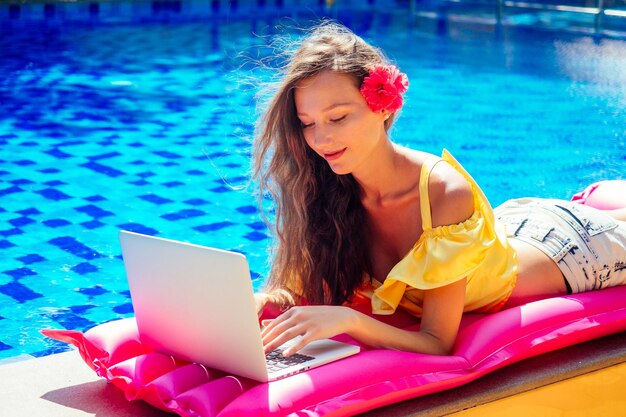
396, 147, 474, 227
427, 160, 474, 228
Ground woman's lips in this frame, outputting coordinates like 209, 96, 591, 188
324, 148, 346, 161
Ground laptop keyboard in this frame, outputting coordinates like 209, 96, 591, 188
265, 348, 315, 373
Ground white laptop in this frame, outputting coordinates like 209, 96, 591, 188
119, 230, 360, 382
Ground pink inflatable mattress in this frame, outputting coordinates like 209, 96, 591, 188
42, 181, 626, 416
43, 288, 626, 417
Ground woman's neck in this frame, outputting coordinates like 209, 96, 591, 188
353, 140, 415, 208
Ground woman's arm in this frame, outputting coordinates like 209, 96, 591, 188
262, 160, 475, 356
261, 277, 466, 356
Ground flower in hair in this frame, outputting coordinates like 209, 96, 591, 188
360, 65, 409, 113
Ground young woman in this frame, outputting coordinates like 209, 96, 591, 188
252, 23, 626, 357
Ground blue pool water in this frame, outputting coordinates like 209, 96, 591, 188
1, 12, 625, 361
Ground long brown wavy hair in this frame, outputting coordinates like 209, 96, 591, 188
253, 22, 399, 307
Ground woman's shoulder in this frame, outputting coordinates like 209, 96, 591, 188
394, 146, 474, 228
427, 156, 475, 229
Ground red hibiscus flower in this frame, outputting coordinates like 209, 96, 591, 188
359, 65, 409, 113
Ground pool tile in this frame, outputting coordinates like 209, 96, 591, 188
43, 180, 66, 187
206, 150, 230, 158
43, 219, 72, 228
210, 185, 231, 193
71, 262, 99, 275
3, 268, 37, 280
30, 343, 72, 358
89, 151, 122, 161
74, 204, 114, 219
113, 303, 134, 314
246, 221, 266, 230
14, 159, 36, 166
45, 309, 96, 331
81, 161, 125, 177
236, 205, 257, 214
48, 237, 104, 260
217, 175, 248, 184
0, 227, 23, 237
186, 169, 205, 176
244, 231, 268, 241
0, 281, 44, 303
46, 148, 73, 159
193, 221, 235, 232
70, 305, 96, 315
9, 217, 35, 227
0, 240, 16, 250
161, 209, 205, 221
16, 208, 41, 216
11, 178, 35, 186
139, 194, 173, 205
154, 150, 182, 159
116, 223, 158, 235
184, 198, 210, 206
37, 188, 72, 201
162, 181, 185, 188
84, 195, 106, 202
78, 286, 109, 297
17, 254, 46, 264
128, 179, 151, 186
80, 220, 106, 229
0, 185, 24, 197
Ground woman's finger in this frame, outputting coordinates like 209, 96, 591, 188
260, 319, 273, 333
262, 324, 304, 353
262, 315, 300, 343
281, 334, 312, 356
260, 306, 297, 336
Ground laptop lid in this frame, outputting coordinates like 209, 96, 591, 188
119, 230, 360, 382
119, 230, 269, 381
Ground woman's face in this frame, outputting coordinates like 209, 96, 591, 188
294, 71, 388, 176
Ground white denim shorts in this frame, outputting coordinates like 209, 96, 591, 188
494, 198, 626, 293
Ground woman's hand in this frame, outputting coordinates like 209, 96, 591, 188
261, 305, 357, 356
254, 292, 272, 316
254, 291, 293, 320
258, 278, 467, 357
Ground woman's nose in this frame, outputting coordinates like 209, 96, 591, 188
314, 125, 333, 148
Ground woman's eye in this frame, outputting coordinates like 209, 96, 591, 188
330, 115, 347, 123
301, 121, 314, 129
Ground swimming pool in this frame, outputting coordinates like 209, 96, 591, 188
1, 8, 625, 361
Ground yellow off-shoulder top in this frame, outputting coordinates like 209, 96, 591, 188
360, 149, 518, 317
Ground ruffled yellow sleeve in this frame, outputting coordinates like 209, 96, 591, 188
371, 152, 500, 314
368, 150, 515, 316
371, 212, 496, 314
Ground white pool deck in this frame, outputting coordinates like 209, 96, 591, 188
1, 330, 626, 417
0, 350, 170, 417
